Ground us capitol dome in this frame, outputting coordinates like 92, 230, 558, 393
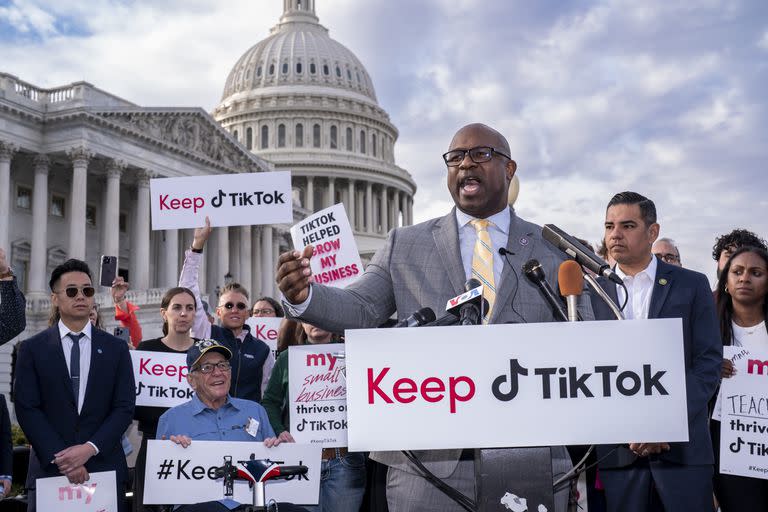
213, 0, 417, 258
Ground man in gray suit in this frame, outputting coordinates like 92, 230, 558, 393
277, 123, 593, 511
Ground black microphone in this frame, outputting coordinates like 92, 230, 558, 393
394, 307, 437, 328
445, 279, 486, 325
542, 224, 623, 285
522, 259, 568, 322
498, 247, 515, 257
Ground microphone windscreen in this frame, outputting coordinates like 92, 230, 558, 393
558, 260, 584, 296
415, 307, 437, 325
465, 278, 482, 291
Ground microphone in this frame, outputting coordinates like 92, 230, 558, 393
558, 260, 584, 322
542, 224, 623, 285
498, 247, 515, 257
394, 307, 437, 328
522, 259, 568, 322
445, 279, 486, 325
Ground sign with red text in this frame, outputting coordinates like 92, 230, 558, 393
150, 171, 293, 230
344, 319, 689, 451
131, 351, 193, 408
288, 345, 348, 447
37, 471, 117, 512
289, 203, 362, 288
245, 316, 282, 359
719, 347, 768, 480
144, 440, 321, 505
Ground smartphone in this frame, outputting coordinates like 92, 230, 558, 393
113, 326, 131, 345
100, 255, 118, 287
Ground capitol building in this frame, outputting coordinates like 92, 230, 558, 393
0, 0, 416, 389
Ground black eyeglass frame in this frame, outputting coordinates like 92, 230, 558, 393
218, 302, 248, 311
191, 361, 232, 374
442, 146, 512, 167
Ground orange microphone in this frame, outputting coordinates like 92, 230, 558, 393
558, 260, 584, 322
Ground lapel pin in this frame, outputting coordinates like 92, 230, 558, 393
658, 278, 668, 286
97, 348, 103, 354
519, 237, 529, 246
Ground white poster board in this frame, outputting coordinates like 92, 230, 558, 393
288, 345, 348, 447
143, 440, 321, 505
246, 317, 283, 360
150, 171, 293, 230
345, 319, 689, 451
36, 471, 118, 512
719, 346, 768, 480
131, 351, 193, 407
290, 203, 362, 288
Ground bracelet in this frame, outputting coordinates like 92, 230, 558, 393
191, 247, 203, 254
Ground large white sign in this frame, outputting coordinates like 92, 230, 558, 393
37, 471, 118, 512
246, 317, 283, 360
144, 440, 322, 505
288, 345, 348, 447
150, 172, 293, 230
719, 347, 768, 480
290, 203, 362, 288
131, 351, 193, 408
345, 319, 689, 451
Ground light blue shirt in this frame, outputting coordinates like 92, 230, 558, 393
455, 207, 511, 290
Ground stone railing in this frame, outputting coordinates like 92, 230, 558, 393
1, 73, 76, 104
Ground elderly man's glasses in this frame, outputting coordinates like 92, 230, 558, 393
252, 308, 275, 316
219, 302, 247, 311
193, 361, 231, 374
442, 146, 511, 167
56, 286, 96, 298
656, 253, 680, 264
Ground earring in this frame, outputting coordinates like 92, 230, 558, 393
724, 286, 729, 294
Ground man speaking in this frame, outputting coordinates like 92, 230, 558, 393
276, 123, 593, 511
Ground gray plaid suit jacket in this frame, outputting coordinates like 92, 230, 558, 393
295, 207, 594, 477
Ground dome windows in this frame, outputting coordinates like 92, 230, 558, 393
246, 127, 253, 150
313, 124, 321, 148
310, 62, 316, 74
346, 127, 353, 151
372, 133, 377, 157
256, 66, 262, 77
295, 123, 304, 147
347, 69, 352, 81
282, 62, 289, 74
269, 63, 275, 75
261, 126, 269, 149
359, 130, 366, 154
330, 125, 338, 149
233, 129, 239, 142
278, 124, 286, 147
336, 66, 341, 78
296, 62, 303, 74
323, 64, 329, 76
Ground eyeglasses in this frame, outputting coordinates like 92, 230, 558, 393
192, 361, 231, 374
655, 253, 680, 264
219, 302, 247, 311
442, 146, 512, 167
56, 286, 96, 298
252, 308, 276, 316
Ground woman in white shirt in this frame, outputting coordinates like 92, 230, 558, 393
713, 246, 768, 511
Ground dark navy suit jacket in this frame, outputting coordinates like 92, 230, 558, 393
14, 326, 135, 484
591, 259, 722, 467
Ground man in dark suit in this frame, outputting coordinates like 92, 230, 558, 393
0, 247, 26, 344
591, 192, 722, 512
277, 123, 594, 511
14, 259, 135, 511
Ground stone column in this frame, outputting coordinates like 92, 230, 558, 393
66, 145, 93, 260
132, 170, 152, 290
306, 176, 314, 212
326, 177, 335, 207
216, 227, 230, 290
240, 225, 252, 294
346, 179, 356, 231
103, 160, 124, 258
392, 189, 401, 229
356, 188, 364, 232
0, 142, 18, 251
260, 226, 273, 297
365, 182, 373, 233
30, 155, 50, 292
229, 228, 241, 283
163, 229, 179, 288
380, 186, 389, 234
252, 227, 262, 298
407, 196, 413, 225
272, 232, 281, 298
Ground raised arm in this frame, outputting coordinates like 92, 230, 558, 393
179, 217, 213, 340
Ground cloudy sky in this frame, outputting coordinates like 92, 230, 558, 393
1, 0, 766, 283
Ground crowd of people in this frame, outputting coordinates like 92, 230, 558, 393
0, 123, 766, 512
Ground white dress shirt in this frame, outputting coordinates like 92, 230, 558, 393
455, 207, 510, 290
615, 255, 657, 320
58, 319, 92, 415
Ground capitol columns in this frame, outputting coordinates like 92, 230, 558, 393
0, 141, 18, 251
103, 159, 125, 259
380, 185, 388, 234
132, 169, 152, 290
392, 189, 401, 229
239, 225, 252, 295
66, 145, 93, 260
365, 182, 373, 233
29, 154, 50, 293
347, 179, 356, 231
326, 177, 335, 208
251, 227, 262, 299
260, 225, 273, 297
306, 176, 314, 212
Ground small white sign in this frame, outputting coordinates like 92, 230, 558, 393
289, 345, 348, 448
246, 317, 283, 360
345, 319, 689, 451
131, 351, 193, 408
290, 203, 362, 288
143, 440, 321, 505
36, 471, 118, 512
150, 172, 293, 230
719, 347, 768, 480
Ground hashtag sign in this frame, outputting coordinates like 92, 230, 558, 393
157, 459, 174, 479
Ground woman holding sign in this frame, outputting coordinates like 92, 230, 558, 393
263, 320, 366, 512
712, 246, 768, 511
133, 287, 198, 512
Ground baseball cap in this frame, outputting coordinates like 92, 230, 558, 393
187, 339, 232, 369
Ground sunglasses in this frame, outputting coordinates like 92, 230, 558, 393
219, 302, 247, 311
57, 286, 96, 298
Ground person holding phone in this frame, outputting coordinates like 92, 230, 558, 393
112, 276, 142, 347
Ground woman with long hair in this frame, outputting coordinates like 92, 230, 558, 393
712, 246, 768, 511
132, 287, 197, 512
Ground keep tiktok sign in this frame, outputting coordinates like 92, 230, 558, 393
150, 171, 293, 230
344, 319, 689, 451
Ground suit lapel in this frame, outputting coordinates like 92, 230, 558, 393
48, 328, 77, 408
649, 260, 674, 319
491, 209, 535, 323
432, 209, 466, 296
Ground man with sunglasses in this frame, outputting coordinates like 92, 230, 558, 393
277, 123, 593, 512
15, 259, 135, 511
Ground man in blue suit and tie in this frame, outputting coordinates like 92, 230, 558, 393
15, 259, 135, 511
591, 192, 722, 511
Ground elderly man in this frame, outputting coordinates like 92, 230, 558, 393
651, 237, 682, 267
277, 123, 593, 511
0, 248, 26, 344
157, 339, 297, 512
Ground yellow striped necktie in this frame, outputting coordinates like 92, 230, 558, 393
470, 219, 496, 323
